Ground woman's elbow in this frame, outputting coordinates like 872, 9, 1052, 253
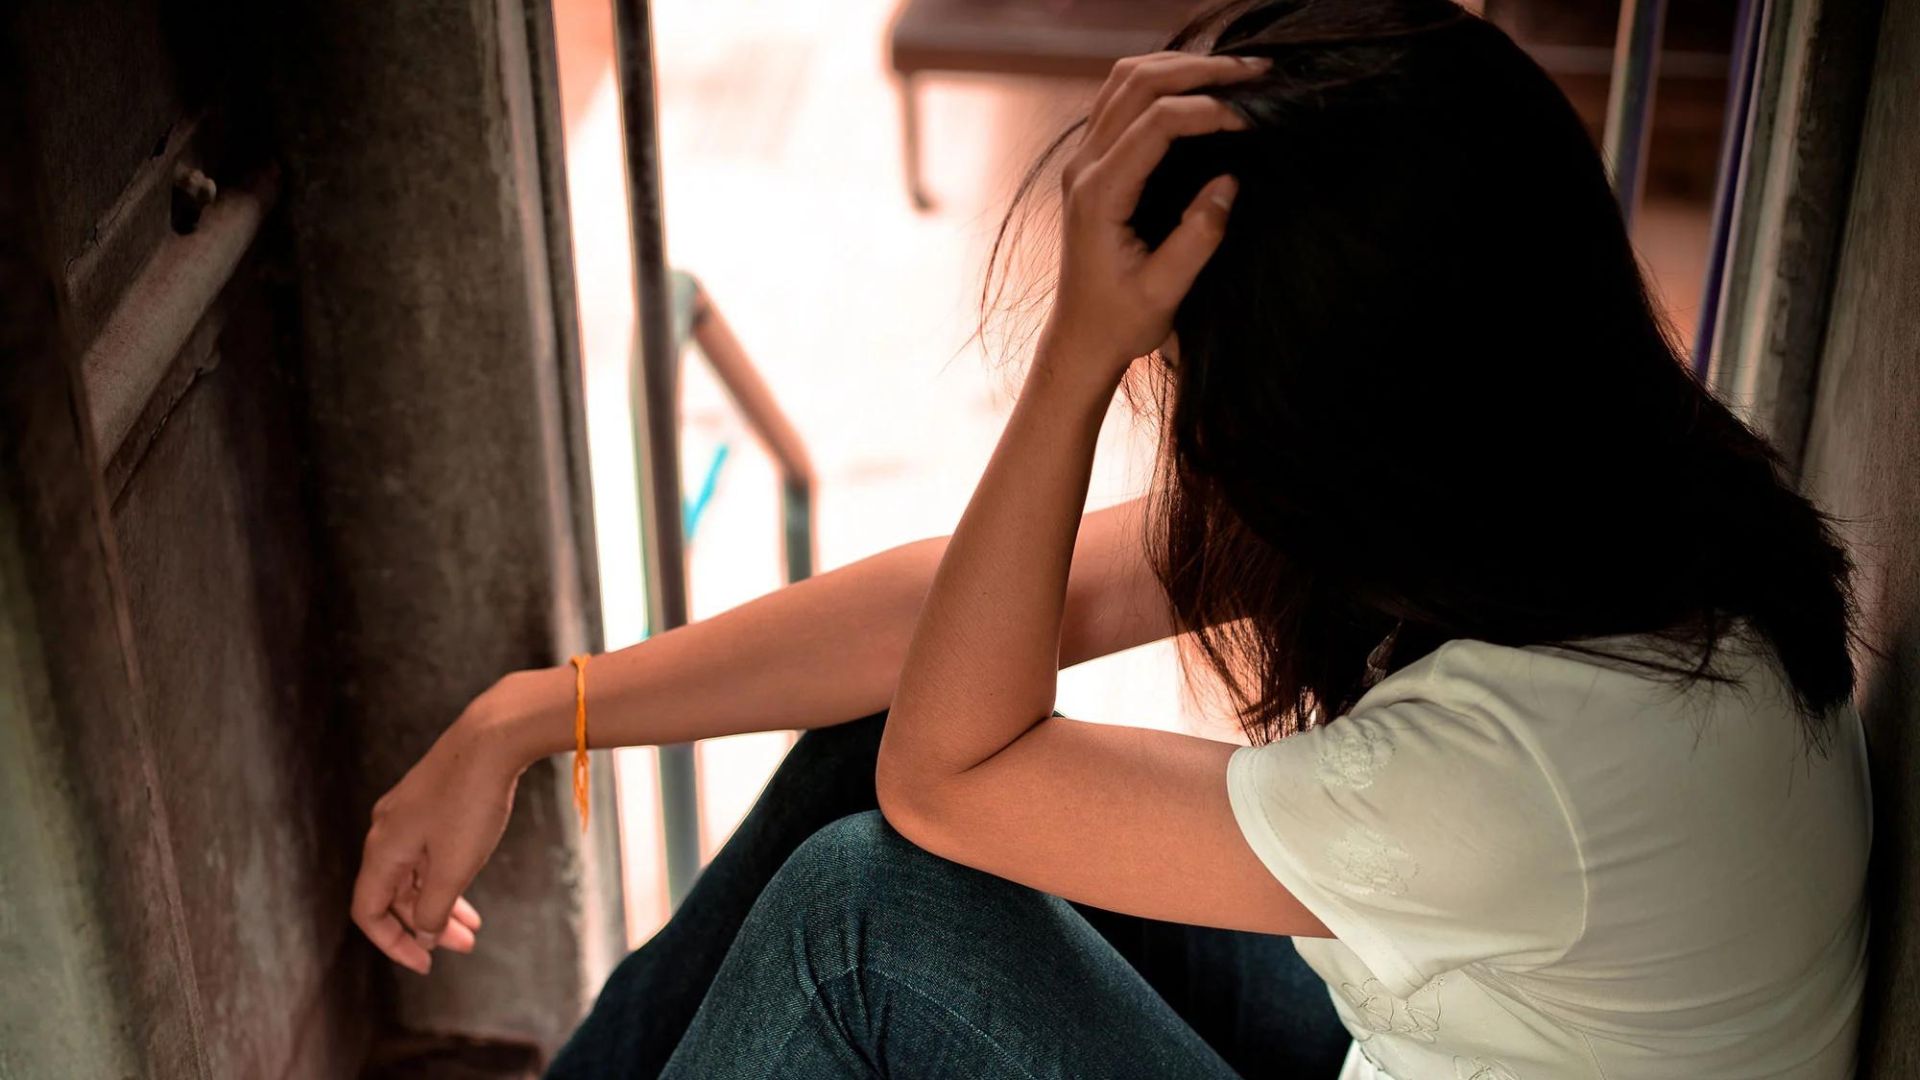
874, 752, 956, 856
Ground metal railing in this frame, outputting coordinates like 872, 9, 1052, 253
1691, 0, 1765, 378
1602, 0, 1769, 382
1601, 0, 1670, 228
611, 0, 816, 908
668, 271, 817, 585
646, 273, 817, 908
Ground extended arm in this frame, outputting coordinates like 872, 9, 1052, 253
352, 492, 1169, 972
484, 495, 1170, 764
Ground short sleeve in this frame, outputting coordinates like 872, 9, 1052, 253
1226, 690, 1584, 998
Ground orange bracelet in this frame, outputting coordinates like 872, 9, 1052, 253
570, 654, 591, 833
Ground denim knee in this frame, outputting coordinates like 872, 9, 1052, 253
728, 812, 912, 983
755, 811, 990, 948
794, 809, 903, 864
768, 810, 923, 910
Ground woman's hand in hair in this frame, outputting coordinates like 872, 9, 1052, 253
1039, 52, 1261, 386
877, 55, 1329, 943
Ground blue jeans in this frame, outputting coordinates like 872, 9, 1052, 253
547, 714, 1347, 1078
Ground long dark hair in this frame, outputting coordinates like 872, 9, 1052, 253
987, 0, 1856, 744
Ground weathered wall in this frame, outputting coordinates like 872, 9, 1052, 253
1, 0, 618, 1074
1706, 0, 1882, 473
2, 2, 339, 1076
271, 0, 622, 1051
0, 78, 184, 1075
1795, 0, 1920, 1073
107, 268, 372, 1079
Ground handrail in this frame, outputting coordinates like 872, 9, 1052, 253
1601, 0, 1670, 228
643, 276, 817, 907
680, 274, 818, 584
611, 0, 820, 911
611, 0, 704, 909
1691, 0, 1765, 379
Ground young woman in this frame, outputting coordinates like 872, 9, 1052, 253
353, 2, 1871, 1076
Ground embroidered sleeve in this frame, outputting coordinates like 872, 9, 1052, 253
1226, 695, 1583, 998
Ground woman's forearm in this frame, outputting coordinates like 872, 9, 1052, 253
477, 498, 1170, 769
879, 355, 1115, 791
872, 61, 1247, 824
484, 536, 943, 762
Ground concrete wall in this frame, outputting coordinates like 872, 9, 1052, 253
271, 0, 623, 1051
2, 3, 330, 1075
1796, 1, 1920, 1072
0, 0, 619, 1074
1706, 0, 1882, 474
107, 269, 373, 1079
0, 89, 191, 1076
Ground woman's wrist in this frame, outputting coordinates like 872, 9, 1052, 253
1028, 339, 1129, 419
461, 664, 579, 774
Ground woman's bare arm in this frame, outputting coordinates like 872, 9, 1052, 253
351, 495, 1169, 970
875, 53, 1330, 938
482, 495, 1169, 763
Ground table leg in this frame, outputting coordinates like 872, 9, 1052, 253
896, 71, 933, 211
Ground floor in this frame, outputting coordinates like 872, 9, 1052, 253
550, 0, 1715, 945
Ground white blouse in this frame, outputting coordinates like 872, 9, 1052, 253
1228, 634, 1870, 1079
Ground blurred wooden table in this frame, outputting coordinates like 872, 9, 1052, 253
887, 0, 1206, 208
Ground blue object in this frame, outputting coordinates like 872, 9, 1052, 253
682, 441, 731, 541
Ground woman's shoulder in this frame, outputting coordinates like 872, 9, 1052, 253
1360, 629, 1789, 732
1362, 629, 1863, 839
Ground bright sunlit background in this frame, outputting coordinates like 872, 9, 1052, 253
551, 0, 1713, 944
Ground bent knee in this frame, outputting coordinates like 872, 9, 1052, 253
779, 810, 921, 891
741, 812, 930, 952
745, 812, 1066, 984
762, 810, 983, 925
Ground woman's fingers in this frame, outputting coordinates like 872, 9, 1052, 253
451, 895, 483, 932
1081, 53, 1265, 162
1074, 96, 1247, 223
351, 843, 433, 974
1140, 175, 1238, 305
1038, 53, 1258, 371
1084, 51, 1179, 124
413, 829, 494, 939
387, 872, 482, 957
435, 917, 478, 954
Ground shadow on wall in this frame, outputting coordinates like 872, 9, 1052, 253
1857, 606, 1919, 1071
